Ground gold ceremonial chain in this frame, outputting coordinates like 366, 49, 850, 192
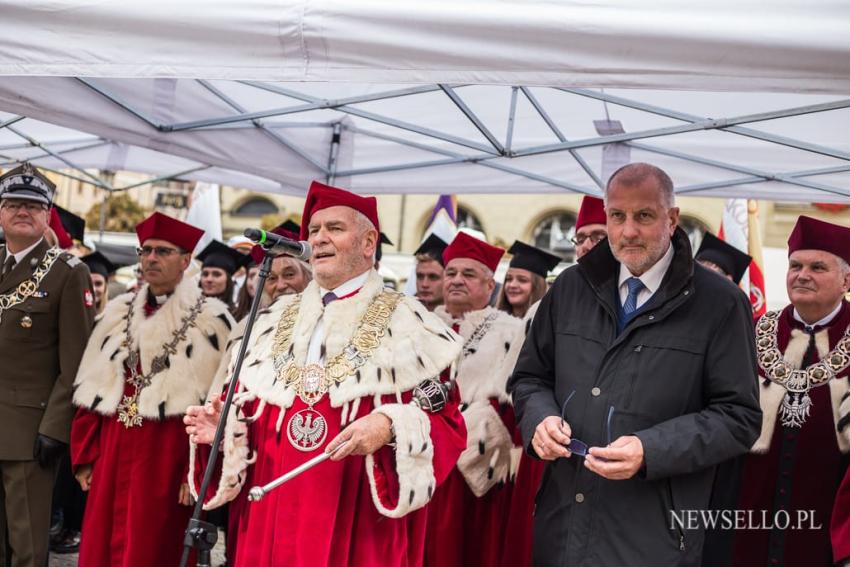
756, 310, 850, 428
0, 248, 62, 323
271, 290, 403, 406
116, 291, 206, 428
461, 312, 498, 359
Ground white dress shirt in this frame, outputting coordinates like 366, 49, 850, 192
617, 243, 675, 310
793, 302, 842, 330
306, 270, 372, 364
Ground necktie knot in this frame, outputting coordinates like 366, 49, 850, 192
622, 277, 645, 315
2, 256, 16, 278
322, 292, 338, 306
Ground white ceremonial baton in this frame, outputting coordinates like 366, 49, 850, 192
247, 442, 346, 503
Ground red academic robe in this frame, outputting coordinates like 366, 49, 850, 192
71, 386, 193, 567
733, 302, 850, 566
832, 465, 850, 563
195, 386, 466, 567
70, 300, 197, 567
499, 441, 545, 567
424, 400, 517, 567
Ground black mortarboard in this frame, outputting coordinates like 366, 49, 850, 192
276, 219, 301, 238
695, 232, 752, 285
413, 234, 450, 266
54, 205, 86, 243
376, 232, 393, 262
197, 240, 252, 275
507, 240, 562, 278
81, 251, 118, 278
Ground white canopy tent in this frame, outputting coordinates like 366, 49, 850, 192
0, 0, 848, 201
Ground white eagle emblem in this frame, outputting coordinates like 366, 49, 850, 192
286, 409, 328, 451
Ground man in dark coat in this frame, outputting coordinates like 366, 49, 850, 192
0, 163, 96, 566
508, 162, 762, 567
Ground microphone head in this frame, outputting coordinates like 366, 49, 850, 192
243, 228, 263, 242
298, 241, 313, 261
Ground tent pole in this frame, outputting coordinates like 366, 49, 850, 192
326, 123, 342, 185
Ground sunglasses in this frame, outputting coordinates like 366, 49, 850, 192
561, 390, 615, 458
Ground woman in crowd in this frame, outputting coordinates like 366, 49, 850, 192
81, 251, 118, 314
497, 240, 560, 319
196, 240, 251, 315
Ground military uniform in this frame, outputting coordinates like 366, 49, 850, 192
0, 239, 96, 565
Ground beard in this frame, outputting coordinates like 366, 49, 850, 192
611, 236, 670, 276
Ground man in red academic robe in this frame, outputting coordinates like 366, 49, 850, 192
71, 212, 234, 566
732, 216, 850, 566
184, 181, 467, 567
424, 232, 525, 567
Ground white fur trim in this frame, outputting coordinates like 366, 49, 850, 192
367, 403, 435, 518
456, 400, 514, 497
189, 388, 256, 510
237, 270, 461, 410
73, 278, 234, 418
434, 305, 523, 404
752, 325, 850, 453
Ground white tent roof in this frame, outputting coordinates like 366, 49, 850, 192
0, 1, 848, 201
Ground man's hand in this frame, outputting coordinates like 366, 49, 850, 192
532, 415, 572, 460
584, 435, 644, 480
33, 434, 66, 468
184, 395, 223, 445
325, 413, 393, 461
178, 483, 195, 506
75, 464, 93, 491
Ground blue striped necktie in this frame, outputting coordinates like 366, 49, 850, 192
622, 277, 645, 315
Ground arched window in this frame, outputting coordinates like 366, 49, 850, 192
456, 206, 485, 236
679, 215, 710, 251
532, 211, 577, 261
233, 197, 278, 217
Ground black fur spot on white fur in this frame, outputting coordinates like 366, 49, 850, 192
478, 440, 485, 455
158, 402, 166, 421
100, 335, 111, 350
186, 344, 193, 358
91, 395, 103, 411
217, 313, 232, 331
207, 333, 220, 350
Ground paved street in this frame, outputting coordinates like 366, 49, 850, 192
48, 529, 227, 566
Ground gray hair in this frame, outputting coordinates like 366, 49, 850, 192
604, 162, 676, 209
838, 256, 850, 278
352, 209, 378, 263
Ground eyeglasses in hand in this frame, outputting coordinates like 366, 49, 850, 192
561, 390, 615, 458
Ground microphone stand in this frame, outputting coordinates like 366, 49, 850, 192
179, 251, 275, 567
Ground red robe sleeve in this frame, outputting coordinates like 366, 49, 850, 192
367, 369, 467, 518
832, 465, 850, 563
70, 406, 103, 471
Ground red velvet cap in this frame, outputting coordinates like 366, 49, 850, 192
575, 196, 606, 230
300, 181, 379, 240
49, 207, 74, 249
135, 212, 204, 252
442, 231, 505, 272
787, 215, 850, 264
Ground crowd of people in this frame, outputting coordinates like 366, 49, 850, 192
0, 161, 849, 567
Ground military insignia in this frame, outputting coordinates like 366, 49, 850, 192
20, 314, 32, 329
287, 408, 328, 451
32, 291, 48, 298
84, 289, 94, 308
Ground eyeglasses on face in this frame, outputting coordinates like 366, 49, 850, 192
561, 390, 615, 458
570, 232, 607, 246
1, 201, 48, 214
136, 245, 184, 258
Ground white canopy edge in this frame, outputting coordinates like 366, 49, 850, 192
1, 1, 849, 93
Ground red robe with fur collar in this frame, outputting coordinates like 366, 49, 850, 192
733, 301, 850, 566
71, 281, 233, 567
191, 271, 467, 567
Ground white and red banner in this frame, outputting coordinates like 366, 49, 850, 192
718, 199, 767, 318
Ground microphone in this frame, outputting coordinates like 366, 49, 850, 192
243, 228, 312, 261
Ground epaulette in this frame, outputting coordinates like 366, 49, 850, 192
60, 253, 82, 268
